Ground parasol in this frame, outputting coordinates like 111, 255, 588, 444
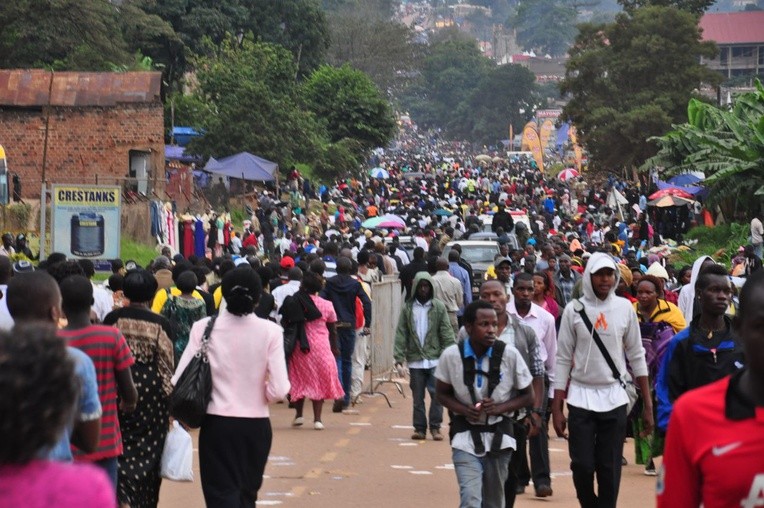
649, 187, 692, 200
475, 154, 492, 162
434, 208, 453, 217
369, 167, 390, 179
557, 168, 579, 182
647, 195, 695, 207
377, 221, 406, 229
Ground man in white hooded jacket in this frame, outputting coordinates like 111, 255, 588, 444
551, 252, 653, 508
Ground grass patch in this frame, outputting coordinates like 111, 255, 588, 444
121, 237, 157, 269
671, 223, 749, 267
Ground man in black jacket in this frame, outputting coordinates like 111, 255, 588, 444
492, 204, 515, 234
399, 247, 428, 299
322, 257, 372, 412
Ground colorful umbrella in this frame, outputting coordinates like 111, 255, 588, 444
369, 167, 390, 179
434, 208, 453, 216
557, 168, 579, 182
649, 187, 692, 200
647, 195, 695, 208
361, 217, 384, 228
377, 221, 406, 229
377, 214, 405, 225
667, 173, 703, 186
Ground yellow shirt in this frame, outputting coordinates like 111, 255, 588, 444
151, 287, 204, 313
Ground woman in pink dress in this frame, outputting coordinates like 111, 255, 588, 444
287, 271, 345, 430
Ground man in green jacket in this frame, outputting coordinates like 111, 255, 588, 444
395, 272, 456, 441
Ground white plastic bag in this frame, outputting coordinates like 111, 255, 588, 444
160, 420, 194, 482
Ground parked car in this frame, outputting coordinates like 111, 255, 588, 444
479, 210, 530, 235
383, 235, 417, 260
465, 232, 519, 250
443, 240, 500, 298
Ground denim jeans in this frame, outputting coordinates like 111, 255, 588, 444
567, 404, 627, 508
335, 327, 356, 406
453, 448, 512, 508
408, 367, 442, 432
95, 456, 118, 491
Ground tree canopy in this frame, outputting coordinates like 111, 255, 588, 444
560, 5, 719, 172
510, 0, 577, 57
617, 0, 715, 15
643, 80, 764, 212
302, 64, 396, 148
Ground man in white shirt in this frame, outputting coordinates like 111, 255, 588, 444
78, 259, 114, 322
435, 300, 534, 508
508, 273, 557, 498
272, 267, 302, 323
751, 213, 763, 259
552, 253, 652, 508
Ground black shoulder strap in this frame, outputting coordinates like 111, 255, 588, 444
574, 300, 624, 387
487, 340, 506, 395
458, 340, 478, 405
201, 315, 217, 345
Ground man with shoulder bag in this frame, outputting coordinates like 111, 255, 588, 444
552, 253, 652, 508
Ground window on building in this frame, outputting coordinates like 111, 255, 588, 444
731, 46, 755, 59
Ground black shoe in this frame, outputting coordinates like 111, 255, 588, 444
535, 484, 553, 497
515, 485, 526, 495
332, 400, 343, 413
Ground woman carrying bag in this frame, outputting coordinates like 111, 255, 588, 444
172, 266, 290, 507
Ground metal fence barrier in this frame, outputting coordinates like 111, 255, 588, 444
364, 277, 405, 406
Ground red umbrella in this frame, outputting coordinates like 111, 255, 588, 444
648, 187, 692, 200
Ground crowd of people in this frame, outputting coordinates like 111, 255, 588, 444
0, 138, 762, 508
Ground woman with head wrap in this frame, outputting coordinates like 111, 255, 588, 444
616, 263, 637, 303
102, 269, 175, 507
172, 266, 290, 507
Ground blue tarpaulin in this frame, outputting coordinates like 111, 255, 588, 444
165, 145, 203, 164
204, 152, 278, 182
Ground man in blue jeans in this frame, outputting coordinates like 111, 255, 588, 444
436, 301, 534, 508
322, 256, 371, 412
394, 272, 455, 440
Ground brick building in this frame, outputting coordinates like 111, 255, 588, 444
0, 70, 164, 199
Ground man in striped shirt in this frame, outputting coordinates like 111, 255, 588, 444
59, 275, 137, 489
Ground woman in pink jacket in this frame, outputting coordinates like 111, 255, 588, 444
173, 266, 290, 507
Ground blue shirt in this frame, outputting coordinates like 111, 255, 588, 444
45, 347, 102, 461
462, 339, 495, 389
448, 262, 472, 315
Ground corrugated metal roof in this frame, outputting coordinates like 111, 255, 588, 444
700, 11, 764, 45
0, 70, 161, 107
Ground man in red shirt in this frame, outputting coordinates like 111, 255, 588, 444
658, 270, 764, 508
58, 275, 138, 489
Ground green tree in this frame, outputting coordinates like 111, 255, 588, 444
242, 0, 330, 77
510, 0, 577, 56
454, 64, 544, 143
187, 38, 324, 167
327, 2, 421, 93
560, 6, 719, 172
618, 0, 715, 15
302, 64, 396, 148
401, 28, 493, 135
0, 0, 133, 70
643, 81, 764, 213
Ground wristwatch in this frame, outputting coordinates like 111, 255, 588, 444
531, 408, 545, 416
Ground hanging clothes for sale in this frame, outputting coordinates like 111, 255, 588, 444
164, 204, 175, 252
194, 218, 206, 258
183, 217, 194, 258
216, 215, 224, 246
223, 219, 231, 248
207, 216, 218, 251
150, 201, 163, 241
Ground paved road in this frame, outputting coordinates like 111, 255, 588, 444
159, 377, 659, 507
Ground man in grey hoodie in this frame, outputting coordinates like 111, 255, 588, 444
394, 272, 455, 441
551, 252, 652, 508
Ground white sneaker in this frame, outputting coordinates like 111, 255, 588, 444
314, 421, 325, 430
292, 417, 304, 427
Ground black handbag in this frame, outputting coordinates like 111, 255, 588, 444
169, 316, 217, 428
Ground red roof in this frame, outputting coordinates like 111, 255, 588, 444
0, 70, 162, 107
699, 11, 764, 45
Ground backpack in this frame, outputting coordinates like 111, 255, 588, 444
639, 320, 676, 382
162, 288, 182, 337
449, 339, 513, 454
